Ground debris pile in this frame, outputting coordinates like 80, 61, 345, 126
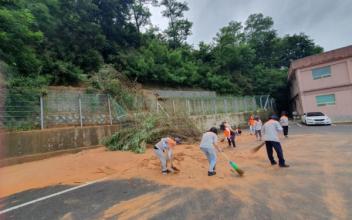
103, 114, 201, 153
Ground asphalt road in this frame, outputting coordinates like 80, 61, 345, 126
289, 122, 352, 134
1, 124, 351, 220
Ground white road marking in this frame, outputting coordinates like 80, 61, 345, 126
331, 124, 336, 127
0, 177, 109, 215
296, 123, 303, 128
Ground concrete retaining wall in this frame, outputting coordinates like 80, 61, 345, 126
0, 125, 119, 159
0, 110, 271, 166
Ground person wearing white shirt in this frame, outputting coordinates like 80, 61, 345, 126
262, 115, 289, 168
254, 116, 262, 141
280, 111, 289, 138
200, 127, 221, 176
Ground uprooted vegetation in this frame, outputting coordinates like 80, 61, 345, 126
103, 114, 201, 153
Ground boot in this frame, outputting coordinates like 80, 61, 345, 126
208, 171, 216, 176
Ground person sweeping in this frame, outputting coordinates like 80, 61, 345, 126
248, 115, 255, 135
262, 115, 289, 168
223, 122, 236, 148
280, 111, 289, 138
154, 137, 181, 175
254, 116, 263, 141
200, 127, 222, 176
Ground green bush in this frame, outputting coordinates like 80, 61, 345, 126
103, 114, 201, 153
103, 115, 158, 153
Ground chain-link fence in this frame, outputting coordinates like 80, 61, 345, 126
1, 91, 41, 130
155, 95, 276, 116
43, 93, 129, 128
0, 90, 131, 130
0, 88, 276, 131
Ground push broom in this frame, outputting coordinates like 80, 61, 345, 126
218, 150, 244, 176
251, 142, 265, 153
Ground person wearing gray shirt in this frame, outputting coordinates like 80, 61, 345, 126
262, 115, 289, 168
200, 127, 221, 176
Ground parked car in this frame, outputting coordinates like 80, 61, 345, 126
302, 112, 331, 125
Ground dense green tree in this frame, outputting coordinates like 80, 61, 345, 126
161, 0, 192, 48
276, 33, 324, 68
0, 0, 325, 111
244, 13, 278, 67
0, 2, 43, 76
130, 0, 152, 35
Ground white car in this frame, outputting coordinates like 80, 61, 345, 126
302, 112, 331, 125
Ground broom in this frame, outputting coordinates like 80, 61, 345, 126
168, 156, 180, 173
251, 142, 265, 153
218, 150, 244, 176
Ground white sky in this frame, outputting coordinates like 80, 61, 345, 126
149, 0, 352, 51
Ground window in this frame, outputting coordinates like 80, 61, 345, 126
312, 66, 331, 80
316, 94, 335, 106
307, 112, 325, 117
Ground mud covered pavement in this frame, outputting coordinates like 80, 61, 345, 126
0, 125, 352, 220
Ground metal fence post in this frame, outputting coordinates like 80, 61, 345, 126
201, 100, 205, 115
264, 95, 269, 110
107, 95, 113, 125
224, 98, 228, 113
244, 97, 247, 112
235, 98, 238, 112
156, 100, 159, 113
270, 98, 274, 110
172, 100, 176, 114
79, 96, 83, 128
40, 95, 44, 130
187, 99, 191, 115
252, 97, 256, 111
259, 95, 263, 109
232, 98, 236, 113
213, 98, 216, 114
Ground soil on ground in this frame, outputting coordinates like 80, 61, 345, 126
1, 130, 352, 219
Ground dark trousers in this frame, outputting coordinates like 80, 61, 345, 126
283, 126, 288, 136
255, 130, 262, 140
227, 135, 236, 148
265, 141, 285, 166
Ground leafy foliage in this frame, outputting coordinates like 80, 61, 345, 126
0, 0, 324, 113
103, 114, 201, 153
89, 64, 137, 110
161, 0, 192, 48
103, 115, 157, 153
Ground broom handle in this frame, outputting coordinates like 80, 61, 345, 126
219, 150, 230, 162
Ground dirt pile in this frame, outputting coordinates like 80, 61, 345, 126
0, 134, 270, 197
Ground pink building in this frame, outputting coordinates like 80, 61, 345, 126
288, 45, 352, 122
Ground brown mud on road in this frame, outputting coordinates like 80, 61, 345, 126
1, 131, 352, 219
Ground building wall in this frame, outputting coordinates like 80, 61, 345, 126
291, 57, 352, 122
299, 58, 352, 92
302, 89, 352, 122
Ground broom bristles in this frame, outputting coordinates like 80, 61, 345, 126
229, 161, 244, 176
235, 168, 244, 176
171, 166, 180, 172
251, 142, 265, 153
